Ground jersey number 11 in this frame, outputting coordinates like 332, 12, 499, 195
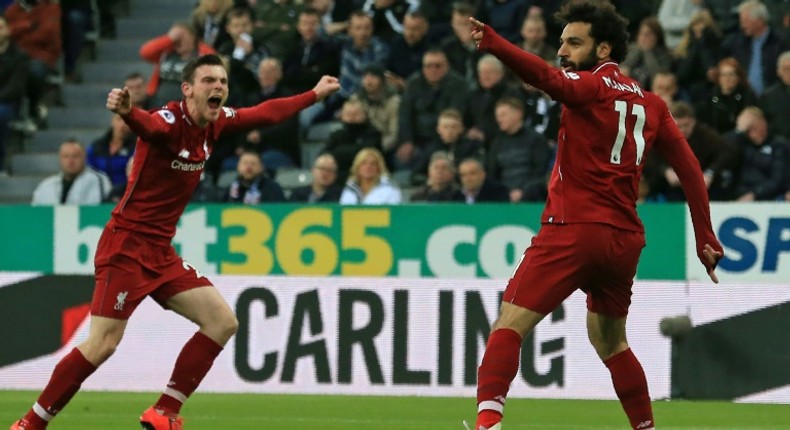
610, 100, 646, 165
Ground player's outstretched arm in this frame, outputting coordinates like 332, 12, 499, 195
470, 17, 485, 48
106, 87, 131, 116
702, 244, 723, 284
312, 75, 341, 102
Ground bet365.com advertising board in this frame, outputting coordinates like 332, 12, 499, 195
0, 204, 684, 280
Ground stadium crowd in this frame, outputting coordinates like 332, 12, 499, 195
2, 0, 789, 205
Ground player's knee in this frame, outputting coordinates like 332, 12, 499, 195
591, 339, 628, 361
212, 311, 238, 343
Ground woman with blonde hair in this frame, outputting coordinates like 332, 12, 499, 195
340, 148, 402, 205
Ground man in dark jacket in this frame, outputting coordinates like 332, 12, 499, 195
721, 0, 788, 95
224, 151, 286, 204
324, 99, 382, 183
658, 101, 739, 201
454, 157, 509, 203
289, 153, 342, 203
396, 48, 470, 169
728, 106, 787, 201
759, 51, 790, 140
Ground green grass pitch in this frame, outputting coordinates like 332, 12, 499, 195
1, 391, 788, 429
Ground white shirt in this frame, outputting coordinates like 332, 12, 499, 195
340, 176, 402, 205
31, 168, 111, 205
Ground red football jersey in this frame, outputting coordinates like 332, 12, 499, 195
481, 27, 719, 264
109, 92, 316, 244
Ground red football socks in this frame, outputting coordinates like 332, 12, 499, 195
23, 348, 97, 427
604, 348, 655, 429
155, 331, 223, 415
476, 328, 523, 428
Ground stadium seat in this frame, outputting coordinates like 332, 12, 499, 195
276, 168, 313, 191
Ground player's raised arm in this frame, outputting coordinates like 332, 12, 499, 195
106, 87, 131, 115
222, 75, 340, 133
312, 75, 341, 102
107, 86, 170, 142
469, 17, 597, 106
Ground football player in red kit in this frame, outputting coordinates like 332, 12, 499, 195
10, 54, 340, 430
466, 2, 723, 430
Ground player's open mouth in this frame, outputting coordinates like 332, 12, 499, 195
207, 96, 222, 109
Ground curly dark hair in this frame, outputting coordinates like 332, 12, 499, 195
555, 0, 630, 63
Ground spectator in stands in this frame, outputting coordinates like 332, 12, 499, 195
107, 156, 133, 203
658, 101, 739, 201
0, 14, 28, 176
87, 113, 136, 187
651, 71, 685, 105
139, 22, 216, 108
245, 57, 300, 171
696, 57, 759, 134
300, 10, 389, 129
289, 153, 342, 203
759, 50, 790, 139
191, 0, 232, 48
349, 62, 401, 160
518, 14, 556, 63
60, 0, 92, 83
224, 150, 286, 203
396, 48, 470, 170
31, 139, 111, 205
410, 150, 461, 202
124, 72, 152, 109
466, 54, 515, 147
324, 98, 382, 183
96, 0, 117, 38
282, 8, 340, 94
705, 0, 741, 35
674, 9, 722, 101
440, 2, 483, 82
4, 0, 61, 125
454, 157, 509, 203
363, 0, 420, 43
621, 16, 673, 89
657, 0, 704, 49
728, 106, 788, 201
337, 10, 389, 105
418, 0, 454, 43
251, 0, 302, 58
340, 147, 402, 204
515, 82, 561, 144
191, 172, 223, 203
721, 0, 788, 95
475, 0, 527, 43
487, 97, 552, 203
304, 0, 353, 37
411, 108, 483, 185
211, 57, 297, 179
217, 7, 270, 75
385, 11, 429, 91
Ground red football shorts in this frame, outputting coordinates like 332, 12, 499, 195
504, 223, 645, 318
91, 227, 213, 319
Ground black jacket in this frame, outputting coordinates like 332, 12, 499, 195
288, 184, 342, 203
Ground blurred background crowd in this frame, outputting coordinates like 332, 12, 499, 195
0, 0, 788, 206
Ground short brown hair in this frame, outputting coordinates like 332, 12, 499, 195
670, 101, 695, 119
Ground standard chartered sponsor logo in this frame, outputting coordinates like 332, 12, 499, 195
170, 159, 205, 171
